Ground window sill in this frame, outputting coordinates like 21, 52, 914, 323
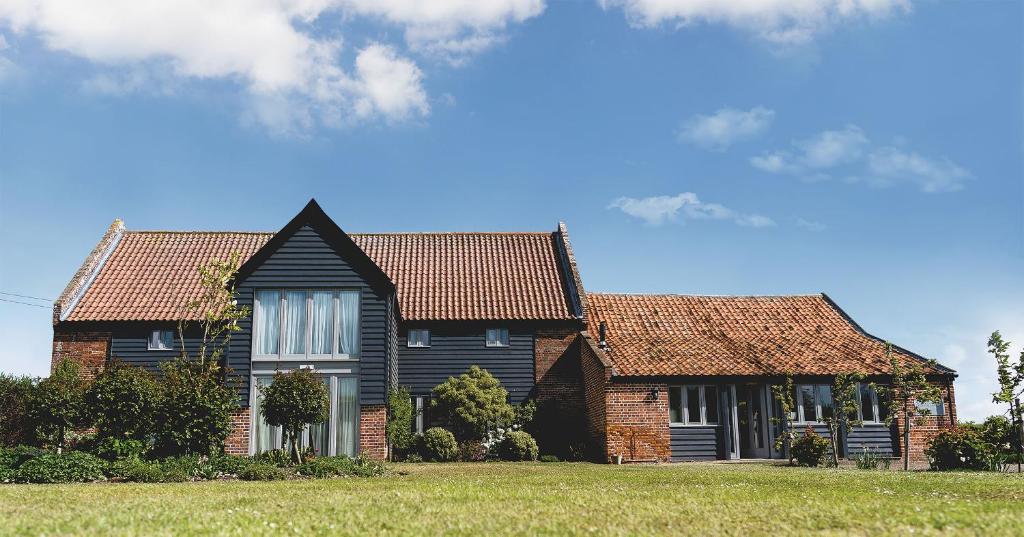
669, 423, 720, 428
252, 356, 360, 362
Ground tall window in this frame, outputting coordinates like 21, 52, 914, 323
669, 385, 719, 425
858, 383, 881, 423
485, 328, 509, 347
252, 374, 358, 457
253, 289, 360, 359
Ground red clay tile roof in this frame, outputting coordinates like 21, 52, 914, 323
586, 293, 952, 377
65, 229, 576, 322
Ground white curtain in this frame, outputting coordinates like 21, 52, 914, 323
306, 377, 331, 456
284, 291, 307, 354
338, 291, 360, 356
253, 376, 280, 453
255, 291, 280, 355
311, 291, 334, 355
335, 377, 358, 457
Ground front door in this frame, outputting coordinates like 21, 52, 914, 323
736, 384, 771, 459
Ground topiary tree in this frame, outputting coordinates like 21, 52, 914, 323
386, 386, 415, 461
154, 359, 238, 457
86, 361, 160, 442
27, 358, 90, 454
878, 343, 942, 471
431, 366, 514, 442
420, 427, 458, 462
824, 372, 865, 467
259, 369, 329, 464
0, 373, 37, 447
498, 430, 539, 461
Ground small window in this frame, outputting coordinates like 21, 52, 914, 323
407, 329, 431, 348
915, 398, 945, 416
148, 330, 174, 351
669, 385, 719, 426
485, 328, 509, 347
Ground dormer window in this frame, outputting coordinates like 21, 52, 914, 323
485, 328, 509, 347
407, 329, 431, 348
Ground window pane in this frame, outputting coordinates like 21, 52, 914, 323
255, 290, 280, 355
311, 291, 334, 355
669, 387, 683, 423
253, 376, 280, 453
686, 386, 701, 424
408, 329, 430, 347
338, 291, 360, 356
704, 386, 719, 423
817, 385, 833, 422
799, 385, 816, 422
859, 385, 876, 422
307, 378, 330, 456
486, 328, 509, 347
915, 399, 944, 416
284, 291, 307, 354
335, 377, 358, 456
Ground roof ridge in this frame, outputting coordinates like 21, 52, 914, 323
128, 230, 274, 235
126, 230, 552, 236
587, 292, 826, 299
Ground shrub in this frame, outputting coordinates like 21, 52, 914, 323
853, 447, 889, 470
154, 359, 238, 457
791, 426, 830, 467
210, 454, 252, 475
387, 387, 416, 459
160, 456, 202, 481
404, 453, 424, 463
0, 374, 37, 447
86, 362, 160, 442
254, 449, 290, 467
295, 456, 359, 478
258, 369, 329, 464
432, 366, 514, 441
91, 437, 146, 462
458, 440, 488, 462
117, 460, 166, 483
0, 445, 45, 470
538, 454, 560, 463
926, 429, 991, 471
27, 358, 91, 453
497, 431, 539, 462
238, 462, 286, 481
349, 454, 387, 477
421, 427, 458, 462
15, 452, 107, 483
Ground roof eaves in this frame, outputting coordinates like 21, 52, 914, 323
55, 219, 125, 324
554, 221, 587, 322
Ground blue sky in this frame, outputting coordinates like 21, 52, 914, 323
0, 1, 1021, 421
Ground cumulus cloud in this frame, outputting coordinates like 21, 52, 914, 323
677, 106, 774, 150
0, 1, 542, 134
597, 0, 911, 45
339, 0, 545, 65
608, 192, 775, 228
752, 125, 970, 193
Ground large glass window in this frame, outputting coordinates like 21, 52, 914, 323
252, 374, 358, 457
817, 385, 834, 422
669, 385, 719, 426
858, 384, 878, 423
796, 384, 841, 423
254, 289, 359, 359
798, 385, 817, 423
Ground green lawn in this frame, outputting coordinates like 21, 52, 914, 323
1, 462, 1021, 536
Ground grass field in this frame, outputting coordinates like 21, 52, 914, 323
1, 462, 1021, 536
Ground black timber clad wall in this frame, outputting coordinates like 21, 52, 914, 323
670, 426, 721, 461
385, 295, 398, 391
397, 325, 535, 404
846, 424, 895, 456
229, 225, 389, 407
108, 324, 201, 373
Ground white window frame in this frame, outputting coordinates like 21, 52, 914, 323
485, 328, 510, 348
252, 289, 360, 361
249, 369, 358, 457
147, 329, 175, 351
915, 398, 945, 417
407, 329, 431, 348
856, 383, 882, 424
795, 384, 836, 424
669, 385, 719, 426
413, 396, 425, 434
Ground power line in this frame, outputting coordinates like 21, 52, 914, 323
0, 291, 52, 302
0, 298, 50, 309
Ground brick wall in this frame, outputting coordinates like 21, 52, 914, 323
51, 330, 110, 381
579, 334, 611, 461
605, 381, 671, 463
225, 408, 251, 455
534, 328, 584, 404
893, 380, 957, 466
360, 404, 387, 460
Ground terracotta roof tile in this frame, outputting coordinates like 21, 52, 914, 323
587, 293, 951, 377
66, 230, 575, 322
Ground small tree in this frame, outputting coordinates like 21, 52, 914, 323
86, 361, 160, 441
260, 369, 329, 464
28, 358, 90, 454
878, 344, 942, 471
0, 373, 37, 447
431, 366, 514, 442
771, 375, 797, 464
988, 331, 1024, 471
824, 372, 865, 467
176, 251, 250, 368
386, 386, 416, 461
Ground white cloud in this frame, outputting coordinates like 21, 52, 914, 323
677, 106, 774, 151
752, 125, 970, 193
598, 0, 911, 45
796, 218, 826, 232
350, 43, 429, 120
863, 146, 971, 193
609, 192, 775, 228
338, 0, 545, 65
